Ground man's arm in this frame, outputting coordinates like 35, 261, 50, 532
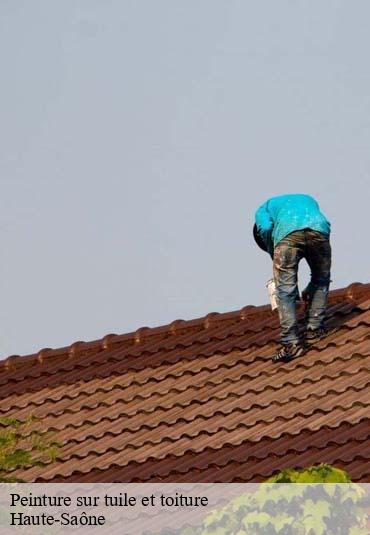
255, 202, 274, 258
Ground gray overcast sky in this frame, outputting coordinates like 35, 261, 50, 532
1, 1, 369, 357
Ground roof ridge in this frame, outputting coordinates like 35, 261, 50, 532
2, 281, 370, 373
2, 312, 369, 396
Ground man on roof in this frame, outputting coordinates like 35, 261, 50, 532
253, 193, 331, 363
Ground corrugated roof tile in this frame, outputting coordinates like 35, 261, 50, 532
1, 281, 369, 482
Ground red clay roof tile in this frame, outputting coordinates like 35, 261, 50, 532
1, 281, 370, 482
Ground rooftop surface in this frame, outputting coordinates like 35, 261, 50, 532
1, 281, 370, 482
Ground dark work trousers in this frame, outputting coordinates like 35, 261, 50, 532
273, 229, 331, 345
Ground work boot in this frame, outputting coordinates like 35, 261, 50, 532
272, 342, 306, 363
305, 326, 334, 343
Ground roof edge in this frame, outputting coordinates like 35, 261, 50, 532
2, 281, 370, 373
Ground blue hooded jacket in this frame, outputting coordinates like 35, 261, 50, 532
255, 194, 330, 256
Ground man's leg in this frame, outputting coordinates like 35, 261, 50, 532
273, 232, 304, 345
303, 230, 332, 332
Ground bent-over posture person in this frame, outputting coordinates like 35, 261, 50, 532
253, 193, 331, 363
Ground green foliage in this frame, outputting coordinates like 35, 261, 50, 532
0, 415, 59, 482
175, 465, 367, 535
267, 464, 351, 484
